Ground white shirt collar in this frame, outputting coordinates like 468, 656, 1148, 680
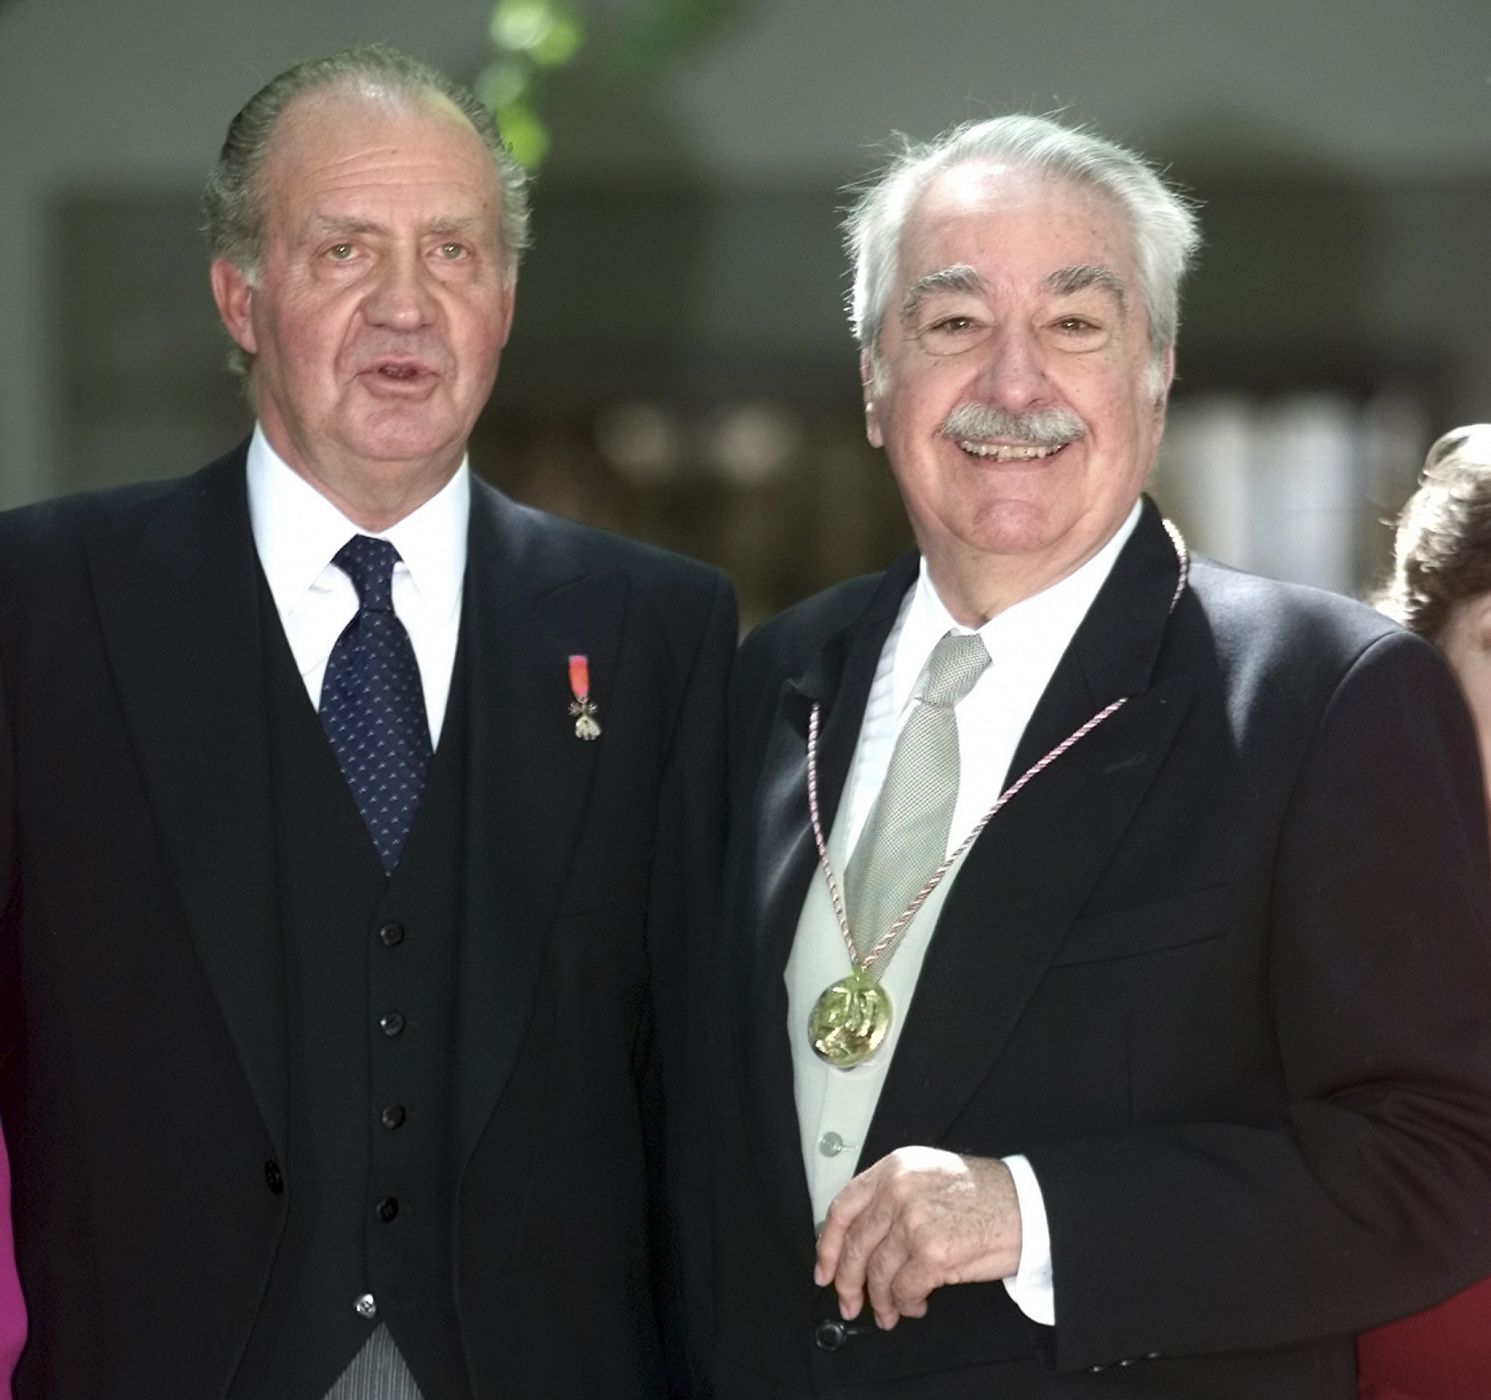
245, 423, 470, 623
892, 500, 1144, 715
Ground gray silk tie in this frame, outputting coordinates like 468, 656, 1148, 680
844, 630, 991, 953
323, 1325, 422, 1400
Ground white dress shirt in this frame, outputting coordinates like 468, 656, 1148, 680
245, 425, 469, 746
786, 501, 1142, 1327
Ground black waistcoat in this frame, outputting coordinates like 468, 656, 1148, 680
230, 591, 472, 1400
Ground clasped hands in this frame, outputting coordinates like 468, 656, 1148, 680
813, 1146, 1023, 1330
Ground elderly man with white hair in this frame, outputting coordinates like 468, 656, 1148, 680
705, 113, 1491, 1397
0, 44, 735, 1400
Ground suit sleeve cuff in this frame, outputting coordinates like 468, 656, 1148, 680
1001, 1153, 1055, 1326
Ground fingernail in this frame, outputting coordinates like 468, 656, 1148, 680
812, 1266, 825, 1287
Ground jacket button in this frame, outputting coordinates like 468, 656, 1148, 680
263, 1160, 284, 1195
354, 1293, 377, 1320
380, 1104, 406, 1130
814, 1319, 847, 1352
379, 1012, 405, 1037
378, 921, 405, 948
376, 1196, 399, 1223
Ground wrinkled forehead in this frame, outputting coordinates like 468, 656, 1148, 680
898, 161, 1139, 284
263, 84, 486, 187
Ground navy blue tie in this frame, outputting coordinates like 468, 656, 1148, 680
318, 536, 432, 872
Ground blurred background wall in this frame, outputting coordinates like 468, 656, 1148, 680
2, 0, 1489, 626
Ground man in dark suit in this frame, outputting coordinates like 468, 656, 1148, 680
0, 45, 734, 1399
708, 114, 1491, 1396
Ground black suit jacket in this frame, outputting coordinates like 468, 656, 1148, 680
0, 445, 736, 1398
709, 500, 1491, 1398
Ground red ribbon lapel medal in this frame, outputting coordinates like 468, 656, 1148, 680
568, 654, 602, 740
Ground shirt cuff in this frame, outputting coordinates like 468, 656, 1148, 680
1000, 1153, 1055, 1326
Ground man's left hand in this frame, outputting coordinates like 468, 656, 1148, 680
813, 1147, 1022, 1329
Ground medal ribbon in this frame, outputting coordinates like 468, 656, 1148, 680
806, 520, 1190, 989
568, 654, 591, 702
807, 696, 1127, 978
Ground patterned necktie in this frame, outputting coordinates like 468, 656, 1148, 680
844, 630, 991, 952
318, 535, 432, 872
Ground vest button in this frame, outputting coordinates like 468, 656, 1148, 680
379, 1012, 406, 1037
381, 1104, 406, 1130
376, 1196, 399, 1223
263, 1160, 284, 1195
378, 921, 405, 948
818, 1131, 844, 1158
814, 1319, 848, 1352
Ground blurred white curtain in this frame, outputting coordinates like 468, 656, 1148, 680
1156, 390, 1428, 596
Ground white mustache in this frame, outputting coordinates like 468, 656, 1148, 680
938, 404, 1086, 445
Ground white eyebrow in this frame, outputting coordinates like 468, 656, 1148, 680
310, 215, 383, 236
901, 264, 986, 321
1045, 263, 1126, 306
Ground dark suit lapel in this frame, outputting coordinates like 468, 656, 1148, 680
740, 556, 917, 1254
862, 502, 1194, 1161
85, 447, 288, 1153
453, 481, 627, 1162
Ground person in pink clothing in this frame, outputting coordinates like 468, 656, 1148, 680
1361, 424, 1491, 1399
0, 1121, 24, 1396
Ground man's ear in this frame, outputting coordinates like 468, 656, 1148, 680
861, 349, 884, 448
210, 257, 258, 355
498, 280, 517, 349
1153, 345, 1176, 410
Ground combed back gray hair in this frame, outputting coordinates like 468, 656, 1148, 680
844, 114, 1201, 381
1377, 425, 1491, 641
203, 44, 530, 379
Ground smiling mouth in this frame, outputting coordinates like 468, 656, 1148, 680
955, 440, 1070, 461
375, 363, 425, 380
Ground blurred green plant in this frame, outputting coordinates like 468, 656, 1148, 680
479, 0, 740, 168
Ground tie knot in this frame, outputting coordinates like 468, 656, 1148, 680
333, 535, 401, 612
918, 631, 989, 709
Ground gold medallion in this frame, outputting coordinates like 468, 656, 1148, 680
807, 966, 892, 1068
